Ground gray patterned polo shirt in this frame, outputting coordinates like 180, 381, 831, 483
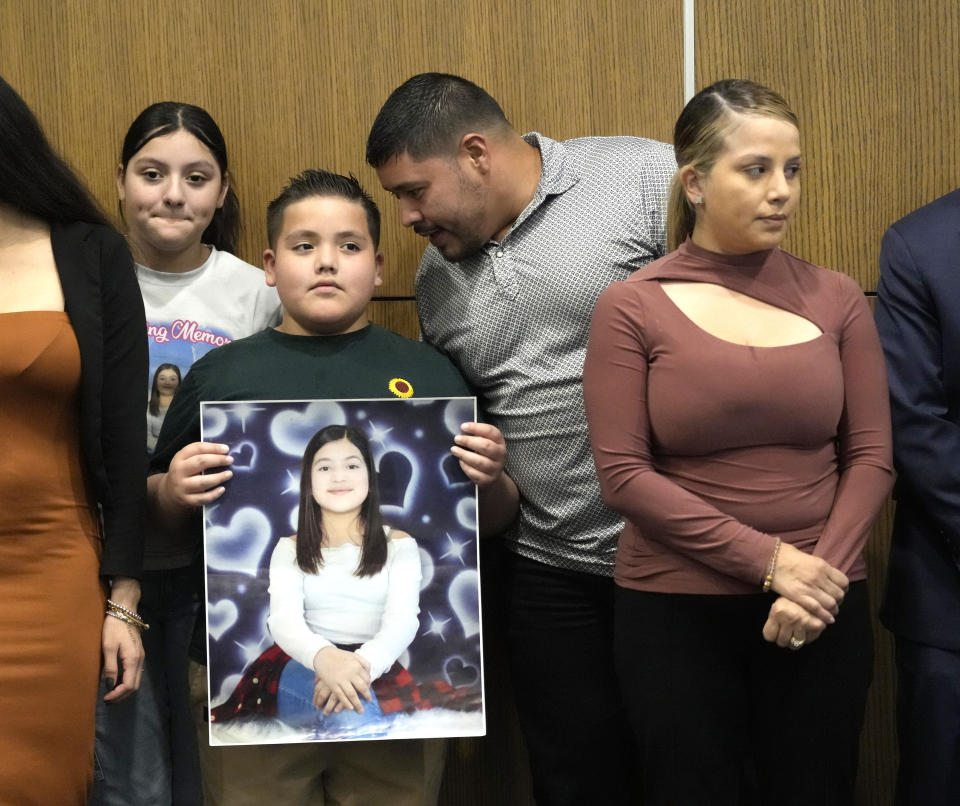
416, 132, 675, 575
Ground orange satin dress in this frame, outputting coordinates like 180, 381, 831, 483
0, 311, 105, 805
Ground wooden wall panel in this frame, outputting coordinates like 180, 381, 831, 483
860, 501, 898, 806
0, 0, 680, 299
696, 0, 960, 292
368, 299, 419, 340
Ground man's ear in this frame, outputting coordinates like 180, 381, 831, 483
459, 132, 491, 175
373, 252, 384, 288
263, 249, 277, 287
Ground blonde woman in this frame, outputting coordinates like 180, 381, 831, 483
583, 79, 892, 805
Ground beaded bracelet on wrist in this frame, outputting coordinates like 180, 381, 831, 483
762, 537, 782, 594
106, 599, 143, 620
105, 600, 150, 631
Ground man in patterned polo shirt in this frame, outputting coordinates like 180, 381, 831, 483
367, 73, 674, 805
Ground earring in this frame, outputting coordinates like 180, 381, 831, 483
694, 196, 703, 205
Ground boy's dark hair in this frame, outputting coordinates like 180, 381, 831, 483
365, 73, 510, 168
120, 102, 240, 253
266, 169, 381, 250
0, 74, 110, 227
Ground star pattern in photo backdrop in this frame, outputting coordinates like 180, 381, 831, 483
201, 397, 483, 721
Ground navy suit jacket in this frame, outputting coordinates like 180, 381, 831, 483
876, 189, 960, 648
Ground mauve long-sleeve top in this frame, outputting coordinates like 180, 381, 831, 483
583, 239, 893, 595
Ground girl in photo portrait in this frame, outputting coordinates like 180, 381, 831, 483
213, 424, 425, 737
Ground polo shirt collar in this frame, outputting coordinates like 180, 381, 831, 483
510, 132, 580, 232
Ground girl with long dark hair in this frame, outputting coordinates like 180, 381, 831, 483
92, 103, 279, 806
147, 362, 181, 452
212, 424, 421, 738
270, 425, 420, 727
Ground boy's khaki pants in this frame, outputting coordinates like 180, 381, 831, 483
189, 660, 446, 805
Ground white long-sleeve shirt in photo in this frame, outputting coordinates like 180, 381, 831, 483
267, 532, 421, 681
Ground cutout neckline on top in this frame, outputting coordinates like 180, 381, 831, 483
657, 280, 824, 349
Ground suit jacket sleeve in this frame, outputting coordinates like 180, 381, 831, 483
875, 223, 960, 568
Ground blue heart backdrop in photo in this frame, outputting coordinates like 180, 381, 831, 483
202, 397, 482, 711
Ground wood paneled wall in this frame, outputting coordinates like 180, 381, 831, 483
696, 3, 960, 804
696, 0, 960, 293
0, 0, 680, 331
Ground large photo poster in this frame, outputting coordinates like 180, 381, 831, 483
201, 397, 484, 745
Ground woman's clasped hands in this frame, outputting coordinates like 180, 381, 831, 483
762, 541, 848, 650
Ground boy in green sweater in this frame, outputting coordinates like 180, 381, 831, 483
148, 169, 517, 804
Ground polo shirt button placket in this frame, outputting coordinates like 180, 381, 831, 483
488, 243, 519, 299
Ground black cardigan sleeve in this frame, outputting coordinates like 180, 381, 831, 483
55, 223, 148, 578
97, 228, 148, 577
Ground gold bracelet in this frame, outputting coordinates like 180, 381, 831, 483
106, 609, 150, 631
762, 537, 781, 593
105, 602, 150, 631
106, 599, 144, 621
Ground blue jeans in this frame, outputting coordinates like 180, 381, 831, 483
90, 564, 203, 806
276, 658, 390, 739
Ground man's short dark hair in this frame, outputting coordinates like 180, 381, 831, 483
365, 73, 510, 168
266, 169, 381, 250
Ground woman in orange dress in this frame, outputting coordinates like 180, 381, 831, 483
0, 75, 147, 804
